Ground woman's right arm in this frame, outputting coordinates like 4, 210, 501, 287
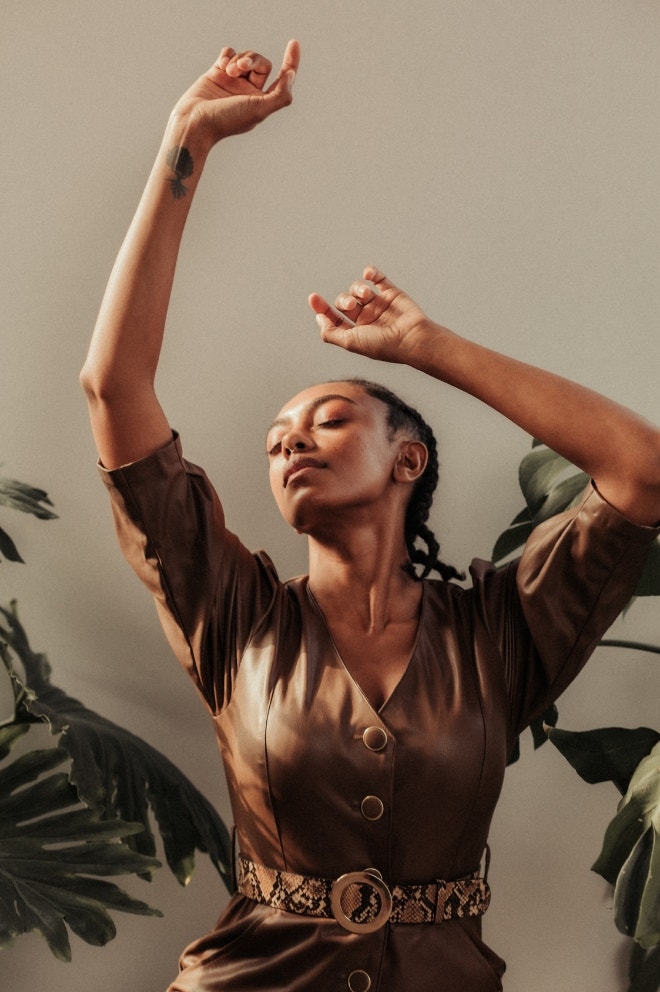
80, 41, 299, 470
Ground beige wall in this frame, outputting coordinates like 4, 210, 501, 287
2, 1, 659, 989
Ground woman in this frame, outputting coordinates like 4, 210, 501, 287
81, 40, 660, 992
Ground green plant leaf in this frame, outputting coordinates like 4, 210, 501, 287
492, 441, 660, 601
0, 527, 24, 564
613, 826, 660, 949
1, 601, 233, 890
634, 539, 660, 598
0, 742, 161, 960
0, 476, 57, 520
518, 446, 574, 516
0, 473, 57, 563
0, 722, 30, 759
491, 518, 534, 566
547, 726, 660, 794
592, 742, 660, 948
628, 941, 660, 992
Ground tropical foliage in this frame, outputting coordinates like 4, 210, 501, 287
492, 442, 660, 991
0, 475, 233, 961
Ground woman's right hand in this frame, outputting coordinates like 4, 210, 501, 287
172, 39, 300, 147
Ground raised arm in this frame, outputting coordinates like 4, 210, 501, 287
81, 41, 300, 470
310, 267, 660, 526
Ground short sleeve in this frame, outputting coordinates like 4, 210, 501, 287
99, 433, 283, 714
473, 483, 659, 738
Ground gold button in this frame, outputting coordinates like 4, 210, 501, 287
362, 726, 388, 751
361, 795, 384, 820
348, 970, 372, 992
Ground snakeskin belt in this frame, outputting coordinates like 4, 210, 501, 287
236, 855, 491, 934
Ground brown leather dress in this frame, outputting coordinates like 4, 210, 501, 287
100, 434, 658, 992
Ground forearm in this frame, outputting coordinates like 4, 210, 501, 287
411, 322, 660, 525
82, 116, 210, 402
81, 40, 299, 469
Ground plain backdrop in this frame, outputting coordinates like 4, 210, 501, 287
1, 2, 659, 990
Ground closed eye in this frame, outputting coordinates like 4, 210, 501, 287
267, 440, 282, 456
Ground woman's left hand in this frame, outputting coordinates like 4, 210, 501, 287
308, 267, 441, 365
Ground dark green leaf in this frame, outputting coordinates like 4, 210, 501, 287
547, 726, 660, 794
0, 723, 30, 760
634, 539, 660, 598
0, 476, 57, 520
592, 742, 660, 947
492, 520, 534, 565
0, 743, 161, 960
518, 447, 573, 515
1, 601, 233, 890
533, 471, 590, 524
0, 527, 24, 563
628, 942, 660, 992
491, 440, 660, 603
614, 826, 660, 949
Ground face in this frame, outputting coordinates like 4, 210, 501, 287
266, 381, 412, 534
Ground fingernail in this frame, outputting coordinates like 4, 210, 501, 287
316, 314, 326, 328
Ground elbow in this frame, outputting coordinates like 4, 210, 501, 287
625, 427, 660, 526
79, 361, 98, 402
79, 361, 114, 408
79, 359, 147, 408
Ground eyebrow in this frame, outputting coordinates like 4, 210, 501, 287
266, 393, 358, 437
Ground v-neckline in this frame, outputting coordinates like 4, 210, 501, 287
305, 581, 426, 716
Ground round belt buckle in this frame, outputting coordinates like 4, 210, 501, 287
330, 869, 393, 934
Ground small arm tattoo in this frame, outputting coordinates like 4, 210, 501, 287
166, 146, 194, 199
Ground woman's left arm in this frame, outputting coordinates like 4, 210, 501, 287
310, 267, 660, 526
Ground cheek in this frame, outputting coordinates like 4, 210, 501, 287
268, 465, 281, 501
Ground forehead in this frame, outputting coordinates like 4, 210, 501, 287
267, 382, 383, 434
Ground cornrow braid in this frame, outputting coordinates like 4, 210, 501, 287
342, 379, 464, 583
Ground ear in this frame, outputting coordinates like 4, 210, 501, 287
393, 440, 428, 484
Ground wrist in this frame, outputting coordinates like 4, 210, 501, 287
154, 112, 213, 202
165, 107, 215, 160
405, 320, 455, 373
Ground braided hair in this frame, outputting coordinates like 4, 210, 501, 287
341, 378, 464, 583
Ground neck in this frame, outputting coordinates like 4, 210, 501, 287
307, 522, 419, 632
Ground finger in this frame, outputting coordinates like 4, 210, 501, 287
335, 292, 362, 315
349, 281, 378, 303
279, 38, 301, 77
363, 265, 397, 292
308, 293, 354, 332
266, 38, 300, 97
225, 50, 273, 84
214, 47, 236, 72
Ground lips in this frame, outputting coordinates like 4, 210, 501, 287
283, 457, 326, 488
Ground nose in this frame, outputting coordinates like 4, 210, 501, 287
282, 426, 310, 456
284, 437, 307, 456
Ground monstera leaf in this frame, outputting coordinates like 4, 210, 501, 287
546, 725, 660, 796
0, 602, 233, 892
545, 726, 660, 954
0, 474, 57, 563
0, 724, 161, 960
492, 442, 660, 598
591, 741, 660, 949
